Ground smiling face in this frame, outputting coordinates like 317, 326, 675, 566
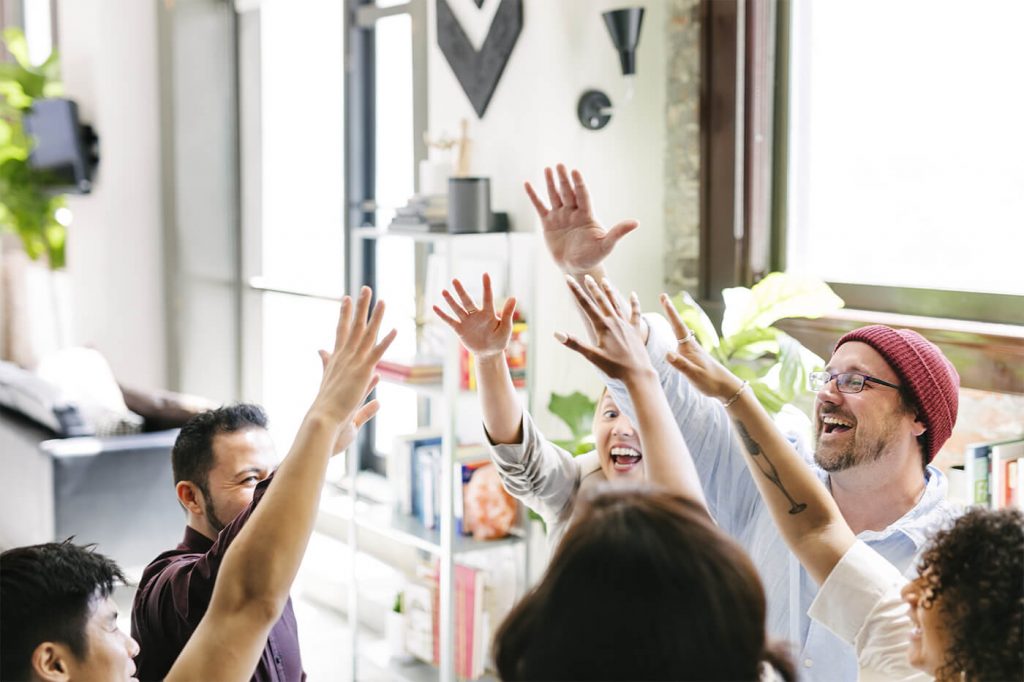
56, 595, 140, 682
901, 573, 953, 675
812, 342, 925, 473
592, 392, 644, 482
199, 428, 276, 535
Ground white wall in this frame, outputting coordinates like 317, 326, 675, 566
427, 0, 667, 434
54, 0, 166, 390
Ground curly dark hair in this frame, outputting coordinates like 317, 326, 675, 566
918, 507, 1024, 681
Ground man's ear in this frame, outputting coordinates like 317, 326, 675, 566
176, 480, 205, 516
32, 641, 73, 682
911, 413, 927, 438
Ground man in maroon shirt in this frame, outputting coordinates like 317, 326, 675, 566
131, 404, 303, 681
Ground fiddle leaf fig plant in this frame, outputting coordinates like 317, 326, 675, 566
672, 272, 845, 417
0, 27, 69, 268
548, 390, 597, 456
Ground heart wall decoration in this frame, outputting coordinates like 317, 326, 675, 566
436, 0, 523, 118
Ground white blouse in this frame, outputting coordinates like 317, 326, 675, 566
807, 540, 933, 681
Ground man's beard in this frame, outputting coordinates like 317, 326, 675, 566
813, 412, 900, 473
201, 490, 228, 534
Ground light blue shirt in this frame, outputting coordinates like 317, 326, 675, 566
605, 314, 960, 682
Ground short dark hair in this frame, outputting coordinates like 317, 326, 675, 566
494, 485, 794, 681
919, 507, 1023, 681
172, 403, 268, 496
1, 541, 126, 680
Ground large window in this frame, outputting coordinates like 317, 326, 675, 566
239, 0, 346, 451
784, 0, 1024, 302
699, 0, 1023, 392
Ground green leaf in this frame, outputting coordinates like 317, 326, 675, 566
2, 28, 32, 70
547, 391, 597, 442
720, 327, 778, 361
749, 380, 787, 414
670, 291, 720, 349
721, 273, 845, 337
0, 78, 33, 109
778, 335, 802, 392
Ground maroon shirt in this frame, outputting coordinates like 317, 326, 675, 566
131, 474, 306, 681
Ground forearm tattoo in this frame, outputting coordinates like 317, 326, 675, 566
735, 421, 807, 515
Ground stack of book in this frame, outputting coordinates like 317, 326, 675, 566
964, 437, 1024, 509
402, 559, 492, 680
377, 356, 443, 385
388, 431, 444, 529
388, 194, 448, 233
388, 434, 517, 539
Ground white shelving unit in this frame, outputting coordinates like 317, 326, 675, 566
338, 228, 535, 682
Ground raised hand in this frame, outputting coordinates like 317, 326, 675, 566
554, 274, 653, 382
524, 164, 638, 276
311, 286, 397, 428
433, 273, 517, 359
658, 293, 744, 401
318, 350, 381, 456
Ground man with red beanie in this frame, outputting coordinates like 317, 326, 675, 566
524, 164, 962, 682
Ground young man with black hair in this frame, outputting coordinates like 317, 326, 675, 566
1, 542, 139, 681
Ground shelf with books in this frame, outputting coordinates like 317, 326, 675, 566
354, 226, 517, 244
346, 227, 536, 681
317, 488, 524, 557
964, 437, 1024, 509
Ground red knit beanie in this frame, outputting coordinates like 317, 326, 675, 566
835, 325, 959, 463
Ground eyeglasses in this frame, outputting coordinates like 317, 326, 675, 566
808, 371, 900, 394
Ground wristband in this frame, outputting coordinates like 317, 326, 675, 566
722, 381, 749, 409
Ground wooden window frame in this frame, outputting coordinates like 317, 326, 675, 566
700, 0, 1024, 394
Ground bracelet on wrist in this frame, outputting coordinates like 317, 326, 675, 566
722, 380, 749, 409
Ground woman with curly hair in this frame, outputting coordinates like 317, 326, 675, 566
658, 294, 1024, 681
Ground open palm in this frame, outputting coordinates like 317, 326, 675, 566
524, 164, 638, 275
433, 274, 516, 359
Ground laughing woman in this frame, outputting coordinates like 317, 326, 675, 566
434, 273, 703, 549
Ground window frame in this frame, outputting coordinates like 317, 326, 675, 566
701, 0, 1024, 394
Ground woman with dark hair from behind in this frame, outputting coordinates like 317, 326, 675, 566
495, 485, 794, 681
495, 276, 794, 681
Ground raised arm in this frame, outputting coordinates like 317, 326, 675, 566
166, 287, 396, 682
658, 294, 854, 584
524, 164, 643, 343
555, 275, 707, 511
433, 273, 521, 444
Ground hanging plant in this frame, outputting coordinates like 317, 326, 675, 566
0, 27, 69, 269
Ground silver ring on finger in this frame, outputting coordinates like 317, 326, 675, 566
677, 331, 696, 345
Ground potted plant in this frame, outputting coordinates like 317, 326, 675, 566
671, 273, 844, 454
0, 27, 69, 269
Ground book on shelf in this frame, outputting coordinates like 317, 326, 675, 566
403, 559, 490, 679
991, 439, 1024, 509
388, 194, 448, 233
403, 577, 436, 664
389, 430, 442, 517
377, 356, 443, 384
964, 437, 1024, 509
454, 452, 518, 540
455, 563, 487, 679
412, 438, 443, 530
